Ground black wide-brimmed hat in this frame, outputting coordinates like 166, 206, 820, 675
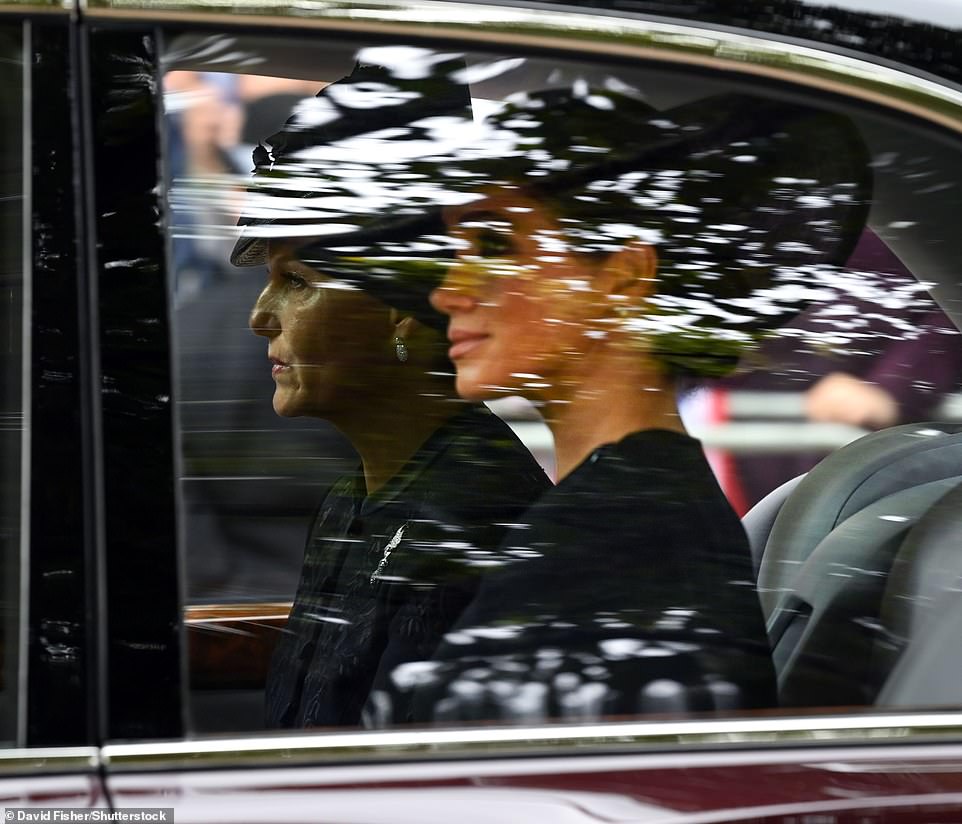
232, 68, 872, 368
230, 54, 477, 329
230, 55, 473, 266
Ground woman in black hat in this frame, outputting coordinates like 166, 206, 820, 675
376, 88, 873, 722
234, 58, 551, 729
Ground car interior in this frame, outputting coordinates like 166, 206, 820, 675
748, 423, 962, 707
160, 31, 962, 732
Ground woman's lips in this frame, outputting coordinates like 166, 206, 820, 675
448, 330, 489, 360
270, 357, 291, 377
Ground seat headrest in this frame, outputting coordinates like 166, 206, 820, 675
758, 423, 962, 618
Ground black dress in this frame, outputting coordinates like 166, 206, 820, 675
385, 429, 777, 723
265, 405, 551, 728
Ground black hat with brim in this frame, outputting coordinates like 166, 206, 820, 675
230, 54, 474, 269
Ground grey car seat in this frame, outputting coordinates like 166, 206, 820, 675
742, 474, 805, 576
775, 476, 962, 706
875, 481, 962, 707
745, 422, 962, 706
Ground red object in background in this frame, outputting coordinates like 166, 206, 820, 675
705, 388, 751, 517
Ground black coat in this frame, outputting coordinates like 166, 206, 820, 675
265, 405, 551, 728
387, 429, 777, 723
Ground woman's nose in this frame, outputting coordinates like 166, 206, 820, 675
429, 263, 485, 316
429, 280, 477, 316
249, 288, 280, 337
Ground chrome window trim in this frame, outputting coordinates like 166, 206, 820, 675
0, 747, 99, 775
0, 2, 70, 14
102, 713, 962, 771
99, 742, 962, 783
79, 0, 962, 134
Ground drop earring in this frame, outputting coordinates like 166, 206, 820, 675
394, 336, 409, 363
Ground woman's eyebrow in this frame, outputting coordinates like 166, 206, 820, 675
266, 254, 294, 273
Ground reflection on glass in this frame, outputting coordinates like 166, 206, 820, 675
0, 24, 23, 743
166, 37, 962, 728
712, 232, 962, 512
233, 49, 879, 723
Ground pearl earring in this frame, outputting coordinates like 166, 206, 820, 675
394, 336, 409, 363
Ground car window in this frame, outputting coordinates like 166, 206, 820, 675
0, 22, 24, 745
159, 32, 962, 735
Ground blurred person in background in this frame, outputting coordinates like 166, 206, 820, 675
713, 229, 962, 512
165, 70, 243, 299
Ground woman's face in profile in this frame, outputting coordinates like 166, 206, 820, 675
249, 240, 397, 418
430, 190, 619, 403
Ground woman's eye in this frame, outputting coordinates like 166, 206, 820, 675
283, 271, 309, 290
475, 228, 515, 258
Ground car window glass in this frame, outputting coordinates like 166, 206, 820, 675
160, 33, 962, 734
0, 22, 24, 745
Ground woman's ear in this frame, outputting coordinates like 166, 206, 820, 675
598, 242, 658, 298
392, 313, 419, 340
390, 312, 450, 370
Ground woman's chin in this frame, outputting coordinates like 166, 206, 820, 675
272, 392, 302, 418
273, 390, 343, 421
455, 372, 508, 403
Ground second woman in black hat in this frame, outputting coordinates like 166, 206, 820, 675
376, 87, 873, 722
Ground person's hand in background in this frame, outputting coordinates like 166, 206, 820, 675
805, 371, 899, 429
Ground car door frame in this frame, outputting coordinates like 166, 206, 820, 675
7, 0, 962, 814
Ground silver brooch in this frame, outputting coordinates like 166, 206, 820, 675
371, 523, 407, 584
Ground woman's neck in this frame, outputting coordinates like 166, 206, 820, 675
333, 386, 462, 496
539, 346, 686, 481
